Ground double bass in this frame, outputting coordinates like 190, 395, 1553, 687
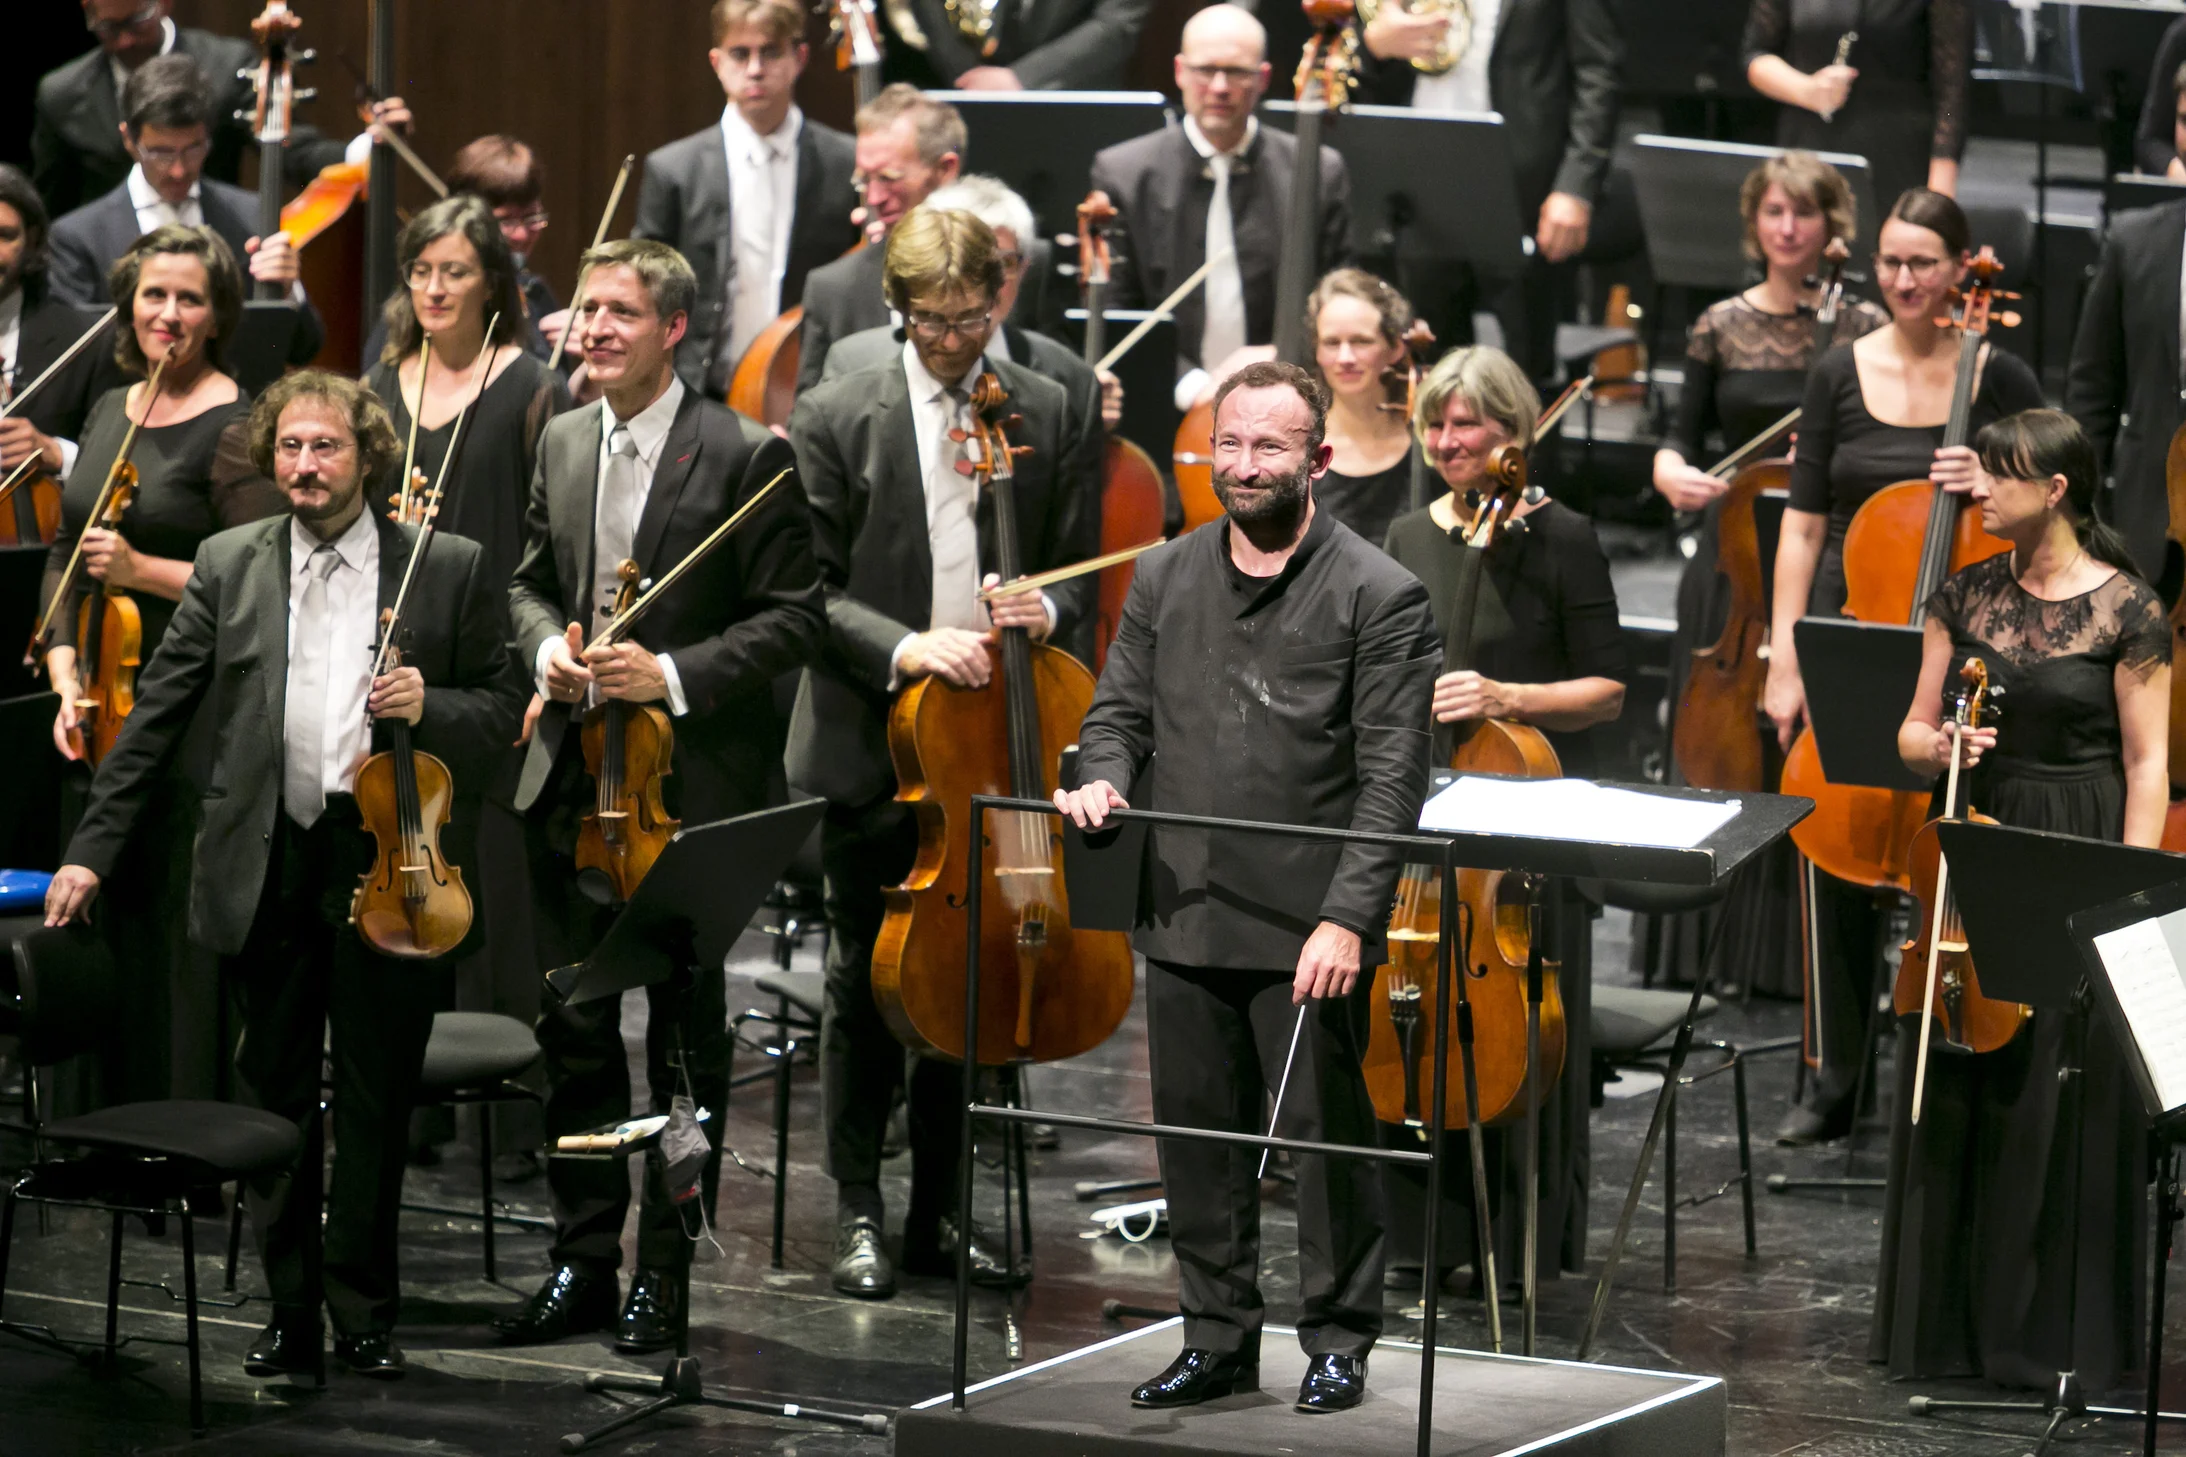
873, 373, 1135, 1064
1781, 248, 2019, 889
1170, 0, 1357, 532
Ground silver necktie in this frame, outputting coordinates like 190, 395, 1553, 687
284, 544, 342, 828
929, 387, 982, 632
1201, 153, 1246, 373
592, 422, 641, 639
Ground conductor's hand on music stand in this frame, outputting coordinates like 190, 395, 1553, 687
44, 865, 101, 927
1054, 779, 1127, 831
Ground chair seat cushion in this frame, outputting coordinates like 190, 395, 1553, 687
1591, 985, 1719, 1056
419, 1012, 541, 1092
40, 1100, 300, 1178
753, 970, 826, 1021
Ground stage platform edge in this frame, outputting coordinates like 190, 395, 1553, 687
895, 1319, 1726, 1457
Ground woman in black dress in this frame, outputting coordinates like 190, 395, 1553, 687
1877, 408, 2167, 1388
1744, 0, 1972, 208
1655, 153, 1888, 1003
1311, 267, 1419, 549
1378, 346, 1628, 1289
40, 224, 283, 1103
1764, 188, 2045, 1144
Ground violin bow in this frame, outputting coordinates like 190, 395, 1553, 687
546, 154, 638, 373
335, 50, 450, 197
593, 465, 795, 649
1094, 247, 1236, 375
973, 539, 1163, 602
392, 334, 431, 522
31, 351, 171, 651
1706, 406, 1802, 480
1, 308, 118, 423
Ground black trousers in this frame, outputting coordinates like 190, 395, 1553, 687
817, 798, 963, 1230
1145, 959, 1385, 1359
229, 798, 438, 1337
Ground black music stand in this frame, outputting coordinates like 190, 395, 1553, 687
2104, 172, 2186, 221
0, 543, 46, 662
549, 800, 888, 1452
932, 92, 1170, 241
1922, 822, 2186, 1453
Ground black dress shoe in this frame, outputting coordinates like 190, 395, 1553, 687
493, 1264, 620, 1344
831, 1216, 896, 1299
1773, 1101, 1853, 1147
901, 1215, 1026, 1287
242, 1320, 320, 1379
334, 1332, 406, 1380
615, 1266, 684, 1353
1295, 1352, 1367, 1412
1130, 1348, 1259, 1408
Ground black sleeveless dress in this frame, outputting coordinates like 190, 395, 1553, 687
1870, 554, 2170, 1391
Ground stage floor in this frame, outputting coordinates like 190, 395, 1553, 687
896, 1320, 1724, 1457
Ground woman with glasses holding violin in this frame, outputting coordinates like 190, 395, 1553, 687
1762, 189, 2042, 1147
40, 222, 284, 1105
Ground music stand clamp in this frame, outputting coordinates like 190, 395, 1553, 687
548, 801, 889, 1452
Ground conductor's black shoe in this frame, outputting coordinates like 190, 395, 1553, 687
493, 1264, 619, 1344
1295, 1352, 1367, 1412
902, 1215, 1024, 1287
831, 1216, 896, 1299
1130, 1348, 1259, 1408
242, 1320, 319, 1379
1773, 1101, 1853, 1147
615, 1266, 683, 1353
334, 1332, 406, 1380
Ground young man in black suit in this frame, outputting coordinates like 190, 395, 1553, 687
786, 205, 1096, 1299
496, 238, 824, 1352
1056, 360, 1438, 1415
44, 369, 529, 1380
45, 54, 323, 365
633, 0, 861, 397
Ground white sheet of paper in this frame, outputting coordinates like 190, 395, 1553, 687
2091, 917, 2186, 1115
1419, 776, 1741, 851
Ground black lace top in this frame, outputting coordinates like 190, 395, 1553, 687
1925, 553, 2168, 785
1672, 292, 1892, 461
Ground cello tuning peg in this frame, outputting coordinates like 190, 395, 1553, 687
236, 67, 254, 81
1998, 311, 2022, 328
1506, 517, 1530, 537
1462, 488, 1481, 509
1522, 485, 1545, 505
294, 87, 318, 102
232, 108, 252, 122
294, 47, 317, 63
953, 459, 978, 477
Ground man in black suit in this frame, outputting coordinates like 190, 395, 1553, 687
1088, 4, 1350, 413
794, 83, 965, 394
633, 0, 861, 396
884, 0, 1152, 91
45, 369, 529, 1380
786, 205, 1096, 1299
1056, 359, 1437, 1415
0, 164, 125, 532
2066, 184, 2186, 583
495, 238, 823, 1352
45, 54, 323, 366
1354, 0, 1622, 376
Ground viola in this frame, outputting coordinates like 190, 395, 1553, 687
1075, 190, 1170, 669
576, 559, 681, 904
1896, 657, 2028, 1122
1781, 247, 2020, 890
873, 373, 1135, 1064
1171, 0, 1357, 534
1364, 444, 1565, 1134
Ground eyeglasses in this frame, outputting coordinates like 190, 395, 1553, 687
905, 309, 993, 341
1181, 62, 1260, 86
494, 209, 549, 233
87, 2, 161, 39
136, 140, 209, 169
406, 261, 480, 288
1874, 253, 1950, 282
275, 438, 356, 463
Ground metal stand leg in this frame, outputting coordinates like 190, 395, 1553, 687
180, 1197, 204, 1438
1662, 1082, 1678, 1294
104, 1210, 123, 1360
224, 1188, 242, 1293
479, 1105, 498, 1284
770, 997, 794, 1270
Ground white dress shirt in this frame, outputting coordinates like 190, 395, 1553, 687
1409, 0, 1501, 117
1174, 115, 1258, 413
107, 18, 178, 112
286, 509, 378, 808
719, 104, 803, 367
1, 291, 84, 481
532, 380, 692, 716
127, 162, 202, 233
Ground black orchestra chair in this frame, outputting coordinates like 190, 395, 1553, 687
0, 918, 304, 1439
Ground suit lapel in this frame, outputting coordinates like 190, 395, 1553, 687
634, 391, 702, 573
876, 365, 929, 611
560, 404, 605, 621
257, 521, 292, 760
698, 132, 734, 287
2161, 204, 2186, 400
791, 126, 827, 267
373, 515, 409, 621
1492, 0, 1522, 56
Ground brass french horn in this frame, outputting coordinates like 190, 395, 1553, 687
1356, 0, 1469, 76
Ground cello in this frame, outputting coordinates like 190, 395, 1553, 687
1075, 190, 1169, 669
1170, 0, 1357, 533
873, 372, 1135, 1064
1780, 247, 2019, 889
1896, 656, 2028, 1123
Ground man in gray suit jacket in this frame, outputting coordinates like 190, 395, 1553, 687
46, 370, 528, 1381
631, 0, 860, 395
885, 0, 1151, 90
787, 207, 1096, 1299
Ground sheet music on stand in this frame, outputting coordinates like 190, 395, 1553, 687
2072, 880, 2186, 1130
1421, 775, 1740, 850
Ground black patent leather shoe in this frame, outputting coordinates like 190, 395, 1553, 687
334, 1331, 406, 1380
902, 1215, 1026, 1287
242, 1320, 319, 1379
1295, 1352, 1367, 1412
1129, 1348, 1259, 1408
831, 1217, 896, 1299
493, 1264, 619, 1344
615, 1266, 684, 1353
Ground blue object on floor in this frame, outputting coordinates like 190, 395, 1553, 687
0, 870, 54, 913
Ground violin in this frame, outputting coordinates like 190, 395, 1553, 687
352, 610, 471, 957
1364, 443, 1565, 1133
1075, 190, 1170, 670
872, 373, 1134, 1064
1896, 657, 2029, 1122
575, 560, 681, 904
0, 309, 117, 549
1171, 0, 1357, 534
1781, 247, 2019, 890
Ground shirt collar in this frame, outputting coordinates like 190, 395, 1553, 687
291, 504, 377, 578
721, 104, 803, 163
127, 164, 198, 213
605, 375, 685, 467
1220, 497, 1335, 605
902, 339, 980, 406
1183, 114, 1257, 163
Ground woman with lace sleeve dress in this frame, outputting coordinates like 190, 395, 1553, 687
1874, 409, 2168, 1390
